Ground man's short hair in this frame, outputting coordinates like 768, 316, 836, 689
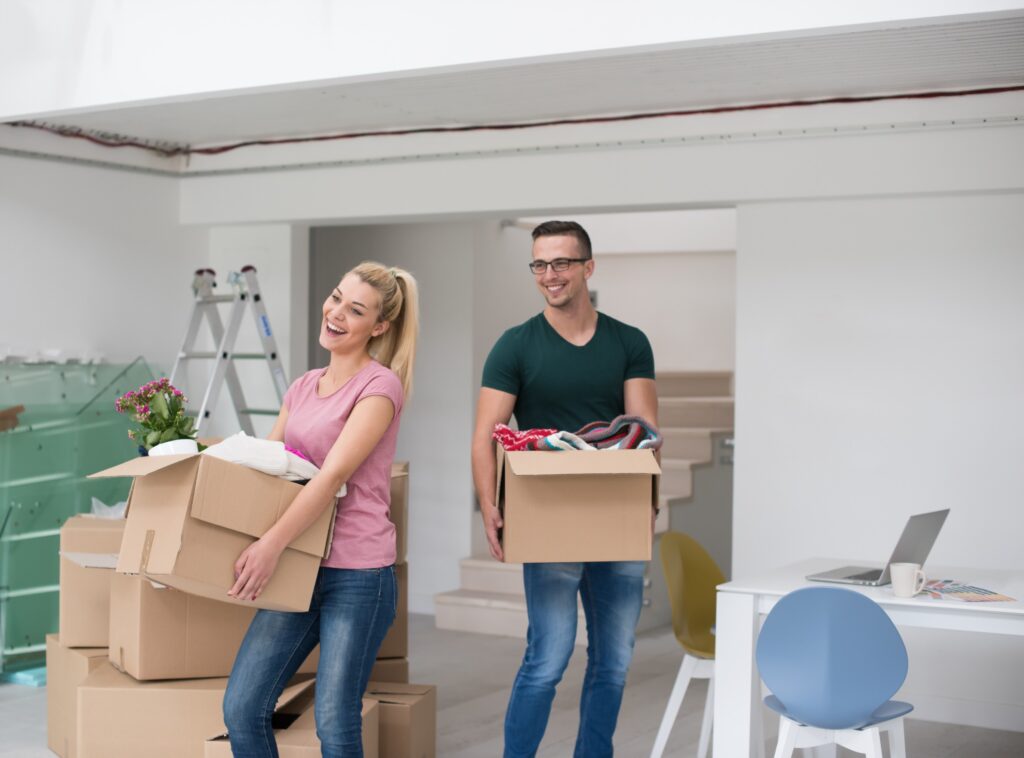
531, 220, 592, 260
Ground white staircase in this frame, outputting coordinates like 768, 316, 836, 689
435, 372, 735, 641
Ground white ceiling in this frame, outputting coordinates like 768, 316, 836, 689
18, 12, 1024, 150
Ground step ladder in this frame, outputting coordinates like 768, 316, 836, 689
169, 266, 288, 435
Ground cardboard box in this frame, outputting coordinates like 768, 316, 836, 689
109, 571, 320, 680
108, 571, 254, 680
390, 461, 409, 563
46, 635, 108, 758
377, 562, 408, 659
205, 696, 379, 758
89, 454, 335, 612
364, 682, 437, 758
59, 515, 126, 647
78, 663, 241, 758
495, 448, 659, 563
370, 657, 409, 683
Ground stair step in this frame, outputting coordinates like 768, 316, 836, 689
660, 459, 694, 499
461, 558, 526, 594
658, 397, 734, 428
656, 371, 733, 398
659, 427, 730, 462
434, 589, 586, 645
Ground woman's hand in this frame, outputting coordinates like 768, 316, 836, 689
228, 536, 285, 602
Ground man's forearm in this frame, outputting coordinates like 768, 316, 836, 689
471, 438, 498, 510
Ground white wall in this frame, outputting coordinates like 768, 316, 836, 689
5, 1, 1017, 118
594, 251, 735, 371
734, 193, 1024, 728
0, 154, 206, 368
522, 209, 736, 254
310, 223, 477, 614
195, 225, 309, 439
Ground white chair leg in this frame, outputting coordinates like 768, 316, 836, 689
864, 727, 884, 758
650, 654, 698, 758
772, 717, 798, 758
696, 675, 714, 758
887, 718, 907, 758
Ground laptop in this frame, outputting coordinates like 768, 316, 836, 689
806, 508, 950, 586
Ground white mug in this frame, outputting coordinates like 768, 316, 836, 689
891, 562, 927, 598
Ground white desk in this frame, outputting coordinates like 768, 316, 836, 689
712, 558, 1024, 758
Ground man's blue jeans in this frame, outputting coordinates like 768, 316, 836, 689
504, 560, 646, 758
223, 565, 396, 758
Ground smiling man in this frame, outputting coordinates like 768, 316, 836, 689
471, 220, 659, 757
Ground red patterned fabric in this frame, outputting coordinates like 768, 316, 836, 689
492, 423, 558, 451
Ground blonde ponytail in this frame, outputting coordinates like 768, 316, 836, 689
349, 261, 419, 397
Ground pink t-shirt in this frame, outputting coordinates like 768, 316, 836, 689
282, 361, 404, 569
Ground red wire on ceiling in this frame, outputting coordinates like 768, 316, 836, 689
7, 84, 1024, 159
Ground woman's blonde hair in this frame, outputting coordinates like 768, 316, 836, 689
350, 261, 419, 397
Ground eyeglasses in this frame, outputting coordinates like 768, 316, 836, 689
528, 257, 588, 274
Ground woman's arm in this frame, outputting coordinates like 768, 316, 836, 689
267, 404, 289, 443
228, 394, 395, 601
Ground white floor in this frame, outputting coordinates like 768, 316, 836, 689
2, 615, 1023, 757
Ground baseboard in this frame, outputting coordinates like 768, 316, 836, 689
902, 690, 1024, 733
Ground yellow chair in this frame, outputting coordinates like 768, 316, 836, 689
650, 531, 725, 758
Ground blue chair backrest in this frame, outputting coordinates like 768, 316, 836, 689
755, 586, 908, 729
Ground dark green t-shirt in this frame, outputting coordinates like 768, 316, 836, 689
481, 312, 655, 431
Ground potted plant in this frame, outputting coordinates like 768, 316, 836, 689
115, 378, 200, 456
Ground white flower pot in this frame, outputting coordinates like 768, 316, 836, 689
148, 438, 199, 456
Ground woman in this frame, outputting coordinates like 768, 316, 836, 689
222, 261, 419, 758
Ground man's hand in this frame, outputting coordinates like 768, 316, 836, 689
228, 537, 284, 602
481, 503, 505, 562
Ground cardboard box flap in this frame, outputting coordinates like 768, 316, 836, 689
88, 454, 196, 479
60, 516, 126, 553
206, 677, 316, 741
275, 678, 317, 711
189, 456, 329, 557
61, 551, 118, 569
366, 682, 434, 703
505, 449, 661, 476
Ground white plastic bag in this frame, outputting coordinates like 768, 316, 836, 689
90, 496, 128, 519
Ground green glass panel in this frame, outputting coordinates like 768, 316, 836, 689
2, 535, 60, 590
0, 358, 153, 671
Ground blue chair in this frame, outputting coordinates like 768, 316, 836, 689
755, 586, 913, 758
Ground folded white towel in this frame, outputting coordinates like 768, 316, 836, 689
203, 432, 347, 497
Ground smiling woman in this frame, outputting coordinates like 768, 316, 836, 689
222, 260, 419, 758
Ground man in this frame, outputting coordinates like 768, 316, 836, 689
471, 220, 659, 757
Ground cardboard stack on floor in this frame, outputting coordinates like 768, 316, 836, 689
48, 455, 435, 758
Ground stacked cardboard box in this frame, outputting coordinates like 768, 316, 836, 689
47, 515, 125, 758
49, 458, 433, 757
377, 463, 410, 679
205, 691, 380, 757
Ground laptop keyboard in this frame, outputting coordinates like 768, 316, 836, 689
847, 569, 883, 582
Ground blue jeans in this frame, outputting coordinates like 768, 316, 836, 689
504, 561, 646, 758
223, 565, 396, 758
